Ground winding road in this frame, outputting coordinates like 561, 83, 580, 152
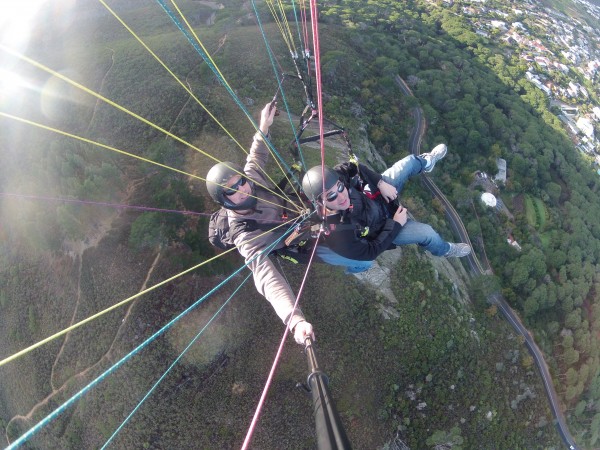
395, 75, 579, 450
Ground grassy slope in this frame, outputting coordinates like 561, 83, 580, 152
0, 2, 564, 449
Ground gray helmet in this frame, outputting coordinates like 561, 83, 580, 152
302, 165, 339, 202
206, 162, 257, 211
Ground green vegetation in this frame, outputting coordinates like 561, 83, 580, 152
1, 0, 600, 448
523, 194, 548, 230
524, 195, 537, 228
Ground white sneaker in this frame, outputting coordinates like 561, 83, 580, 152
444, 243, 471, 258
422, 144, 447, 173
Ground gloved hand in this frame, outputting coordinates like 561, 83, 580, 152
259, 102, 277, 134
377, 179, 398, 202
293, 320, 315, 345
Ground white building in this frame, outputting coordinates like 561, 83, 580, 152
481, 192, 497, 207
560, 104, 578, 116
495, 158, 507, 183
576, 117, 595, 138
490, 20, 508, 30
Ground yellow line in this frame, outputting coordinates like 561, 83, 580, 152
0, 44, 300, 210
100, 0, 246, 153
272, 0, 296, 52
166, 0, 303, 208
0, 216, 300, 367
266, 0, 294, 53
168, 0, 234, 98
0, 112, 301, 214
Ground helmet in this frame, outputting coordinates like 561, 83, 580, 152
206, 162, 258, 211
302, 165, 339, 202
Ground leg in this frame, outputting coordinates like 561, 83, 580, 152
316, 245, 373, 273
380, 154, 426, 192
381, 144, 447, 190
391, 219, 451, 256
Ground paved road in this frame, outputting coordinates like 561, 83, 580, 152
395, 75, 579, 450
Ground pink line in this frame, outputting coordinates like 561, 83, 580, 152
0, 192, 289, 224
300, 0, 310, 53
241, 231, 323, 449
0, 192, 207, 217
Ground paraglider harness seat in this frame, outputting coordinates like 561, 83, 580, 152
317, 173, 402, 240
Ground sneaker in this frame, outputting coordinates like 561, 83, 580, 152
444, 243, 471, 258
422, 143, 447, 173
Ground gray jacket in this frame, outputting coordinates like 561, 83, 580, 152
228, 133, 305, 330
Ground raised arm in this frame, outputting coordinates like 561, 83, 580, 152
244, 102, 278, 176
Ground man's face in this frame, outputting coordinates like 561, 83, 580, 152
323, 181, 350, 211
224, 174, 252, 205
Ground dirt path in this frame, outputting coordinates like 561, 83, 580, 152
5, 247, 162, 445
86, 48, 115, 133
105, 249, 162, 360
55, 176, 146, 359
5, 173, 155, 444
49, 253, 84, 391
166, 34, 227, 137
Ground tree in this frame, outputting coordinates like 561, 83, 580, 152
564, 347, 580, 366
565, 367, 578, 386
591, 413, 600, 447
129, 213, 166, 250
425, 426, 464, 449
523, 296, 539, 317
545, 182, 562, 205
565, 309, 582, 330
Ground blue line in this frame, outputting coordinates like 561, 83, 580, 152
290, 0, 305, 56
154, 0, 295, 175
249, 0, 307, 173
8, 220, 302, 449
101, 273, 253, 449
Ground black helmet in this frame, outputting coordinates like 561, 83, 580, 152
302, 165, 339, 202
206, 162, 257, 211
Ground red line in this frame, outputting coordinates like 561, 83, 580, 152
308, 0, 328, 218
241, 231, 323, 449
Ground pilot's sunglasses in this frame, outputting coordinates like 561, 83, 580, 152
224, 176, 247, 196
323, 181, 344, 202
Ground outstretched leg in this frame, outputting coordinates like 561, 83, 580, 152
380, 154, 424, 192
392, 220, 471, 257
380, 144, 447, 192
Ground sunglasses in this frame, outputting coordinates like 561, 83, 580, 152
223, 176, 247, 196
322, 181, 345, 202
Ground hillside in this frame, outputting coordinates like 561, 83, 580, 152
1, 0, 599, 448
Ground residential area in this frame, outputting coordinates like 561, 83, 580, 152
450, 0, 600, 163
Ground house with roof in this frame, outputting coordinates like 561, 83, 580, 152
495, 158, 507, 183
577, 117, 595, 138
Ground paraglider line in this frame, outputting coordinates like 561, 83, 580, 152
6, 223, 298, 449
101, 273, 253, 449
241, 230, 322, 450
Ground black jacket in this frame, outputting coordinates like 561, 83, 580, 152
323, 162, 402, 261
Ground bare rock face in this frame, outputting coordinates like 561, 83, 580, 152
424, 251, 471, 305
352, 246, 472, 321
351, 248, 402, 306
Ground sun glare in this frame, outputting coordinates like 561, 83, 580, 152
0, 69, 29, 96
1, 0, 48, 48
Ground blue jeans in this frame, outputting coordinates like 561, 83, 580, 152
316, 245, 373, 273
318, 155, 450, 273
382, 155, 451, 257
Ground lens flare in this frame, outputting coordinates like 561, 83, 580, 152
1, 0, 48, 48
